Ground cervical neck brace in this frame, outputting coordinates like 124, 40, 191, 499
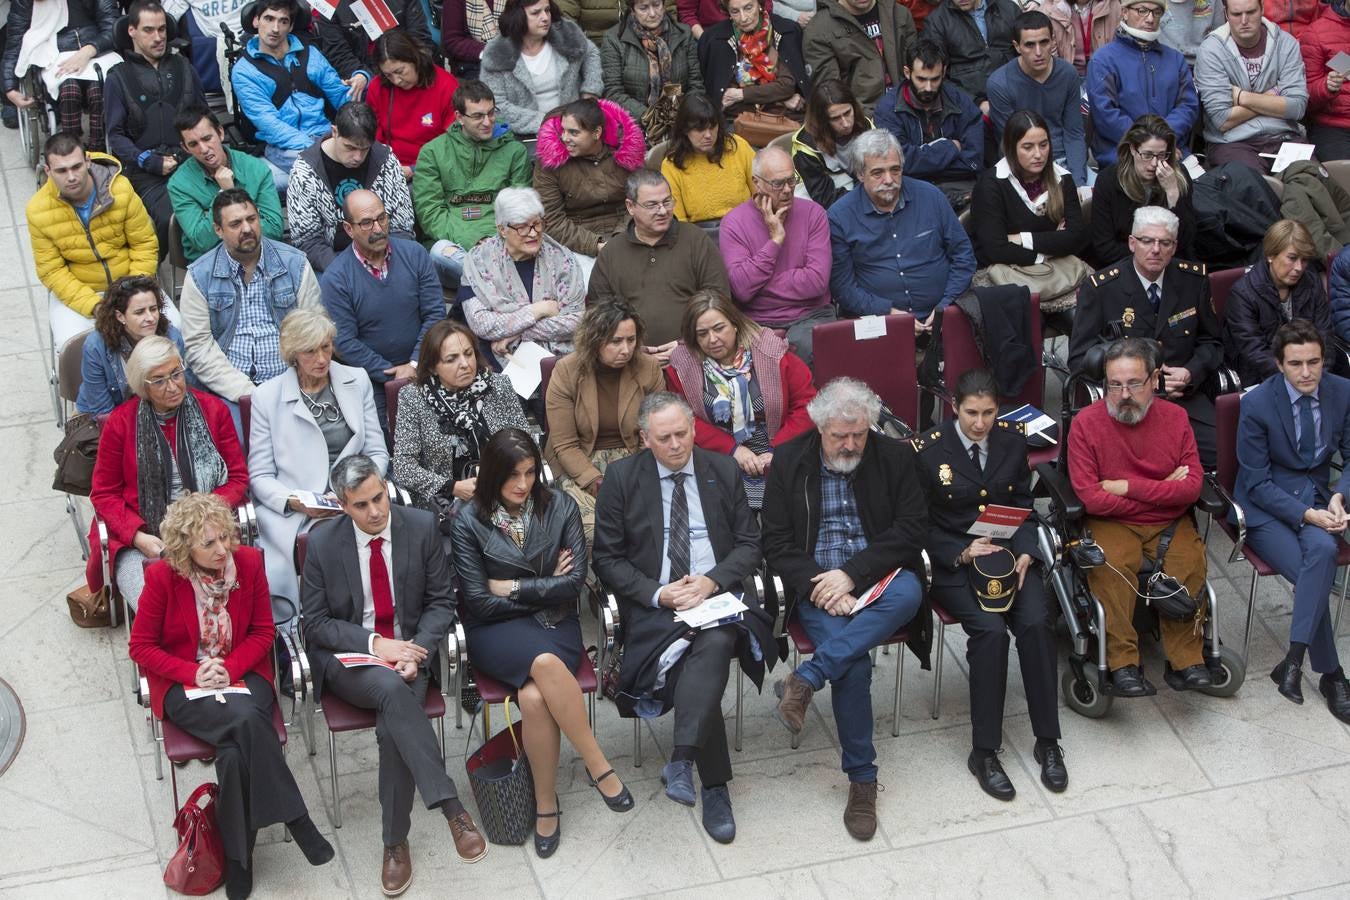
1120, 23, 1160, 42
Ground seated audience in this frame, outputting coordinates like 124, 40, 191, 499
544, 300, 665, 539
87, 335, 247, 611
28, 133, 158, 346
412, 80, 532, 289
77, 275, 188, 416
915, 369, 1065, 801
451, 428, 634, 858
1089, 114, 1196, 267
697, 0, 807, 123
680, 0, 776, 33
921, 0, 1018, 111
1157, 0, 1222, 62
1066, 336, 1211, 696
600, 0, 704, 125
392, 320, 529, 513
791, 78, 869, 209
1301, 0, 1350, 162
1334, 244, 1350, 347
557, 0, 632, 43
588, 169, 731, 350
179, 189, 322, 406
1194, 0, 1308, 173
128, 492, 333, 900
802, 0, 915, 114
169, 106, 284, 262
441, 0, 503, 79
480, 0, 603, 138
1224, 219, 1337, 387
533, 98, 646, 265
1234, 320, 1350, 724
1261, 0, 1318, 38
367, 31, 459, 180
666, 289, 816, 509
592, 392, 776, 844
720, 145, 833, 363
315, 0, 431, 81
321, 190, 446, 427
873, 39, 984, 212
827, 128, 976, 326
660, 93, 756, 224
231, 0, 353, 193
247, 309, 388, 622
287, 102, 416, 274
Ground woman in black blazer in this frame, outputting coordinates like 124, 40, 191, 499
913, 370, 1065, 803
450, 428, 633, 858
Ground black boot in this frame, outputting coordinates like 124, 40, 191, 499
287, 814, 335, 865
225, 857, 252, 900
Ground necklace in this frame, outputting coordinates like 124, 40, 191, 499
300, 385, 342, 424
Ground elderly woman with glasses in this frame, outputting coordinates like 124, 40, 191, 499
248, 309, 389, 622
87, 335, 248, 613
459, 186, 587, 370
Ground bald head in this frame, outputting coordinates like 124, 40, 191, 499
342, 190, 390, 257
751, 144, 797, 212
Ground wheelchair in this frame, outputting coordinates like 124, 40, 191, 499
15, 68, 57, 184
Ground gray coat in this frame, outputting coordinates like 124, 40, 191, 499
1194, 18, 1307, 146
480, 19, 604, 137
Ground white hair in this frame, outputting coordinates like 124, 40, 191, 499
848, 128, 904, 178
807, 377, 882, 429
1132, 205, 1180, 237
494, 186, 546, 226
752, 144, 794, 178
125, 335, 183, 398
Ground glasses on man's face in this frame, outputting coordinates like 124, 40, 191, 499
1135, 149, 1169, 162
1132, 235, 1176, 249
637, 197, 676, 212
1105, 379, 1151, 395
462, 107, 499, 122
350, 211, 390, 231
1129, 5, 1163, 19
505, 219, 543, 236
754, 174, 795, 191
146, 368, 186, 389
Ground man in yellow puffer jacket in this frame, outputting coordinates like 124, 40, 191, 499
27, 134, 159, 346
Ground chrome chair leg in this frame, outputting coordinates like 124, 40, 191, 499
1243, 569, 1259, 664
1336, 566, 1349, 634
931, 620, 945, 720
329, 732, 342, 828
892, 648, 905, 738
632, 718, 641, 768
734, 664, 743, 752
790, 647, 801, 751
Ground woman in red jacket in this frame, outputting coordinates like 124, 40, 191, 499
368, 30, 459, 179
86, 336, 248, 610
130, 493, 332, 899
665, 289, 816, 508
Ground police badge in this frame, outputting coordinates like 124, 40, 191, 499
938, 463, 953, 485
1122, 307, 1135, 327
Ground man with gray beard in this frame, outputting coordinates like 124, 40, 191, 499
1067, 337, 1211, 698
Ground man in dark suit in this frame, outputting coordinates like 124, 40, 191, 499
301, 454, 486, 896
1068, 205, 1223, 467
592, 392, 775, 845
1233, 321, 1350, 723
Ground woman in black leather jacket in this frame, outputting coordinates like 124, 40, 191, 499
450, 427, 634, 858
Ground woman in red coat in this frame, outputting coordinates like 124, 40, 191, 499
665, 289, 816, 509
368, 29, 459, 178
129, 493, 332, 899
86, 336, 248, 609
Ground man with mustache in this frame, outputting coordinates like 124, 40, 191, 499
1067, 336, 1211, 697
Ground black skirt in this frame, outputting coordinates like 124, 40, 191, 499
465, 611, 584, 689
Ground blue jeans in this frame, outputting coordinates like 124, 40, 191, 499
1247, 517, 1344, 673
430, 239, 467, 292
264, 144, 302, 195
795, 571, 923, 782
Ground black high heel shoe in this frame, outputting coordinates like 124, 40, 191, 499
534, 798, 561, 859
587, 768, 635, 812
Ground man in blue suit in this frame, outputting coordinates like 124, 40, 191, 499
1234, 320, 1350, 723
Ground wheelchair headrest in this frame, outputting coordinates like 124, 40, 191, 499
1083, 338, 1163, 384
240, 0, 314, 36
113, 13, 184, 56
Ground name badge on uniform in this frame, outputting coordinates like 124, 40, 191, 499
1168, 307, 1197, 326
1122, 307, 1136, 327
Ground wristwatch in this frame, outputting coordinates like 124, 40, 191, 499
509, 579, 521, 600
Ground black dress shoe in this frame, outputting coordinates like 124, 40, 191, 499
533, 798, 561, 859
1033, 743, 1068, 793
1163, 663, 1213, 692
1110, 665, 1157, 698
587, 768, 635, 812
967, 751, 1015, 801
1271, 658, 1304, 705
1319, 672, 1350, 724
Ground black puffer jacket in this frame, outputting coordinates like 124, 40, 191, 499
920, 0, 1018, 103
316, 0, 431, 77
2, 0, 119, 93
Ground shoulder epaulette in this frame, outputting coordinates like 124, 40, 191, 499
1176, 259, 1207, 276
1088, 266, 1121, 288
996, 420, 1026, 434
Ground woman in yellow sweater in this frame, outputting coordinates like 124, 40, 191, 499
660, 93, 755, 224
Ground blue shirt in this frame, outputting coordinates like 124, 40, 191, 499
74, 189, 97, 227
986, 57, 1089, 184
814, 458, 869, 570
827, 176, 976, 318
650, 456, 718, 607
1285, 377, 1325, 459
225, 257, 286, 384
969, 1, 988, 40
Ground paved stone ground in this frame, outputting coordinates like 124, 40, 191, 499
2, 125, 1350, 900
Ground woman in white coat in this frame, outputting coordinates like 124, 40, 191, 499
247, 309, 389, 622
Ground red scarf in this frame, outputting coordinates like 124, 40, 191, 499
735, 19, 776, 85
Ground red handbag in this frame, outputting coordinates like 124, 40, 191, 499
164, 783, 226, 895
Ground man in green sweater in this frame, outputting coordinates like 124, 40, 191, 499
167, 106, 285, 261
411, 80, 532, 290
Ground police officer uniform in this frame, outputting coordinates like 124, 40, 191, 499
1066, 257, 1222, 466
914, 420, 1061, 768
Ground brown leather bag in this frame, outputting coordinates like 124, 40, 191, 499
733, 108, 797, 148
52, 413, 101, 496
66, 584, 121, 628
641, 83, 683, 145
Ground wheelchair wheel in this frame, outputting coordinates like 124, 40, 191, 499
1061, 667, 1112, 718
1201, 645, 1246, 698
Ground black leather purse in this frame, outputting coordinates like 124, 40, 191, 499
1144, 523, 1200, 621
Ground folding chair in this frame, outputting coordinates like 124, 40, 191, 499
56, 331, 93, 556
163, 215, 190, 303
384, 375, 412, 438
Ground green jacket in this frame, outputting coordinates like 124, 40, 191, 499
167, 147, 285, 261
412, 122, 532, 250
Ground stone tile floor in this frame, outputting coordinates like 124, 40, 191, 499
1, 125, 1350, 900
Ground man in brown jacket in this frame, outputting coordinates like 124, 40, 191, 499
803, 0, 916, 115
588, 169, 730, 359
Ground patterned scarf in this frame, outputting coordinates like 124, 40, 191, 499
135, 392, 229, 537
632, 18, 673, 106
734, 17, 776, 86
490, 496, 534, 548
466, 0, 501, 44
703, 348, 755, 443
191, 554, 239, 661
422, 371, 492, 462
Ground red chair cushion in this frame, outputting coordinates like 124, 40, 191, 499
163, 704, 286, 764
472, 655, 599, 704
322, 685, 445, 732
929, 599, 958, 626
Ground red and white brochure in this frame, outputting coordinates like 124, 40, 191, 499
335, 652, 397, 670
350, 0, 398, 38
850, 568, 902, 615
967, 505, 1033, 540
310, 0, 339, 20
185, 681, 251, 702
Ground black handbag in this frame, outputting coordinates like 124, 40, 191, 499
464, 699, 535, 845
53, 413, 102, 495
1144, 523, 1201, 621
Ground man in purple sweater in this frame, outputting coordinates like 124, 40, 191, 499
719, 146, 835, 366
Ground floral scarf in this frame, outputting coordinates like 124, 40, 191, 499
734, 17, 776, 86
422, 370, 492, 462
632, 18, 673, 106
490, 496, 534, 548
191, 555, 238, 661
465, 0, 500, 44
704, 348, 756, 443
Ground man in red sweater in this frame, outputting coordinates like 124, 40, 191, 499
1067, 337, 1211, 697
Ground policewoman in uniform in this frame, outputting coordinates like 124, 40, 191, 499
914, 369, 1066, 802
1066, 205, 1222, 467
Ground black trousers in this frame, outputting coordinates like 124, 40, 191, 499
321, 662, 457, 846
162, 671, 307, 867
932, 573, 1061, 752
126, 166, 171, 253
667, 626, 736, 786
1311, 124, 1350, 163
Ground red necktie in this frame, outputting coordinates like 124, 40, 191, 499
369, 537, 395, 639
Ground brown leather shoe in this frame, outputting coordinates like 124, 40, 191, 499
774, 672, 815, 735
381, 841, 412, 897
448, 811, 488, 862
843, 782, 880, 841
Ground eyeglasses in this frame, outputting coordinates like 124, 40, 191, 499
1127, 5, 1163, 19
462, 107, 499, 122
754, 174, 796, 191
1134, 149, 1170, 161
1105, 379, 1151, 395
145, 368, 185, 389
505, 219, 543, 236
636, 197, 676, 211
348, 211, 390, 231
1132, 235, 1177, 249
